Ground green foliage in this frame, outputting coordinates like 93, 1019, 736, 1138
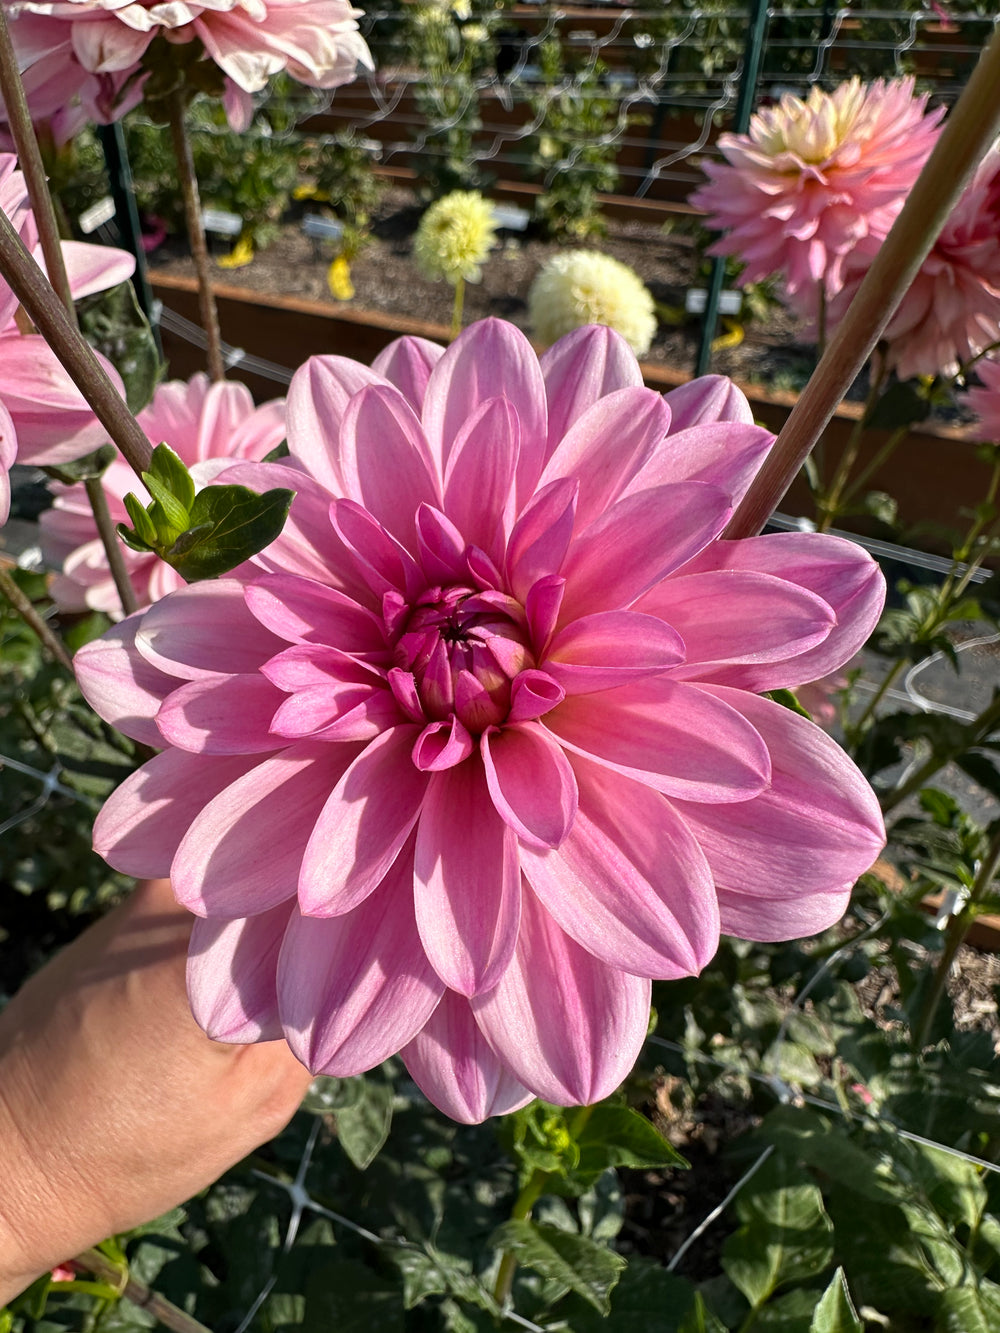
116, 442, 295, 581
77, 281, 162, 415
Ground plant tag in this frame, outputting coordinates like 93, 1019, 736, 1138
79, 197, 116, 234
201, 208, 243, 237
492, 203, 530, 232
302, 213, 345, 241
685, 288, 743, 316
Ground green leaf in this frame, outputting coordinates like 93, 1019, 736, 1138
677, 1291, 728, 1333
756, 1106, 899, 1205
44, 443, 119, 485
864, 378, 932, 430
122, 491, 158, 547
489, 1219, 626, 1313
302, 1259, 404, 1333
262, 439, 290, 462
141, 470, 191, 532
77, 278, 162, 414
148, 442, 197, 512
165, 484, 295, 581
572, 1104, 687, 1185
809, 1268, 862, 1333
561, 1258, 696, 1331
335, 1077, 393, 1169
768, 688, 813, 719
938, 1282, 1000, 1333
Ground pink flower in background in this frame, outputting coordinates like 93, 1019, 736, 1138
795, 670, 848, 730
76, 320, 886, 1123
41, 374, 286, 613
966, 356, 1000, 442
692, 77, 943, 306
831, 148, 1000, 380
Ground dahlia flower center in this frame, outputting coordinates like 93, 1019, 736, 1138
394, 584, 534, 732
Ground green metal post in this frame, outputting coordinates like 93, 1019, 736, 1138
694, 0, 770, 377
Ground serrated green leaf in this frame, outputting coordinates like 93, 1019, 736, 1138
573, 1104, 687, 1183
387, 1249, 450, 1309
938, 1282, 1000, 1333
561, 1258, 696, 1331
809, 1268, 862, 1333
756, 1107, 899, 1205
489, 1219, 626, 1313
335, 1077, 393, 1169
165, 484, 295, 581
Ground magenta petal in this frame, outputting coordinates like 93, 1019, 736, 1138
541, 324, 643, 450
340, 384, 441, 546
538, 385, 670, 529
414, 760, 521, 996
59, 239, 134, 300
560, 482, 731, 621
546, 676, 771, 802
472, 889, 651, 1105
521, 757, 718, 978
673, 686, 885, 898
286, 353, 385, 494
482, 723, 577, 850
635, 571, 834, 677
299, 725, 428, 916
156, 673, 284, 753
443, 397, 520, 563
136, 580, 287, 681
415, 504, 469, 584
413, 716, 474, 771
371, 334, 446, 411
332, 499, 423, 600
187, 902, 293, 1043
261, 642, 381, 691
717, 883, 852, 942
278, 852, 444, 1076
93, 749, 258, 879
172, 742, 361, 917
244, 574, 387, 655
525, 575, 566, 652
625, 422, 774, 508
270, 680, 398, 740
74, 611, 177, 745
422, 318, 547, 506
662, 375, 754, 429
509, 669, 565, 722
544, 610, 685, 694
676, 533, 887, 689
401, 990, 533, 1124
505, 479, 578, 603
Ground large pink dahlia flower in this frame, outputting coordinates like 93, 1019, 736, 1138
41, 373, 286, 614
691, 77, 943, 306
75, 320, 886, 1123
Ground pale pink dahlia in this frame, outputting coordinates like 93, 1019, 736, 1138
966, 356, 1000, 443
75, 320, 886, 1123
691, 77, 944, 304
831, 147, 1000, 380
41, 373, 286, 614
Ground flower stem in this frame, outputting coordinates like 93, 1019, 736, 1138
913, 825, 1000, 1048
84, 477, 138, 616
0, 4, 76, 319
0, 207, 153, 478
451, 276, 465, 339
166, 89, 225, 383
0, 563, 73, 671
725, 26, 1000, 539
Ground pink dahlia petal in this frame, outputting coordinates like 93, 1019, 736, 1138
522, 756, 718, 978
677, 532, 886, 689
505, 478, 578, 604
93, 749, 259, 879
0, 399, 17, 526
540, 324, 644, 450
481, 721, 578, 850
172, 742, 362, 917
422, 318, 547, 506
270, 678, 399, 742
58, 238, 134, 300
635, 570, 834, 677
402, 990, 533, 1124
74, 611, 177, 745
278, 852, 444, 1076
299, 725, 428, 916
717, 883, 852, 942
560, 482, 731, 621
371, 335, 446, 412
286, 354, 386, 494
662, 375, 754, 429
472, 888, 652, 1106
244, 574, 387, 655
544, 610, 685, 695
537, 385, 671, 529
135, 580, 286, 681
155, 673, 286, 753
546, 676, 770, 803
442, 397, 520, 564
673, 687, 885, 899
623, 422, 774, 508
332, 499, 424, 601
412, 716, 474, 770
414, 759, 521, 995
187, 902, 293, 1043
340, 385, 441, 547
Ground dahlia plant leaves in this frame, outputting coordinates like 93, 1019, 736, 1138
301, 1259, 404, 1333
334, 1077, 394, 1170
44, 442, 118, 485
77, 280, 162, 416
755, 1107, 899, 1206
262, 439, 291, 462
166, 483, 296, 581
863, 378, 932, 431
559, 1259, 696, 1331
676, 1291, 729, 1333
938, 1285, 1000, 1333
571, 1103, 687, 1185
809, 1268, 863, 1333
488, 1219, 626, 1314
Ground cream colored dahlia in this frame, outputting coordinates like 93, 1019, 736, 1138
528, 250, 657, 357
413, 190, 498, 286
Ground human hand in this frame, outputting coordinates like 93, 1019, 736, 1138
0, 879, 313, 1302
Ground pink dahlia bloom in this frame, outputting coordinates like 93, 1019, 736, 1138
830, 148, 1000, 380
691, 77, 943, 305
966, 356, 1000, 443
75, 320, 886, 1123
41, 373, 286, 613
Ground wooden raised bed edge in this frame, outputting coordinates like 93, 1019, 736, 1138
151, 271, 984, 543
